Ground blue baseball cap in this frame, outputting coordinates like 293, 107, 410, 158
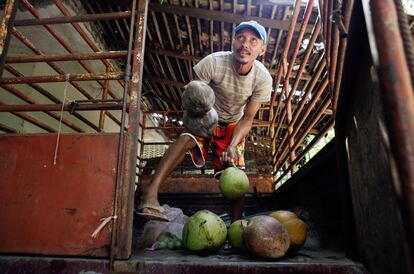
235, 20, 267, 44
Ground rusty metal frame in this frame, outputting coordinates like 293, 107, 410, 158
269, 0, 356, 185
114, 0, 149, 261
0, 0, 150, 261
0, 0, 19, 77
363, 0, 414, 263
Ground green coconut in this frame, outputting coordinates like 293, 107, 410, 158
182, 210, 227, 253
219, 167, 249, 200
228, 219, 248, 249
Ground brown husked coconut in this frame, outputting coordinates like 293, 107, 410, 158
243, 216, 290, 259
269, 210, 298, 223
283, 217, 308, 252
269, 210, 308, 252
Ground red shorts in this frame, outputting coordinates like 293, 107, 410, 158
182, 120, 246, 172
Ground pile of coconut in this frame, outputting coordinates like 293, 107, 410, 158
180, 167, 307, 259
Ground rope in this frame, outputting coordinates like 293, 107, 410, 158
91, 215, 118, 238
53, 74, 70, 165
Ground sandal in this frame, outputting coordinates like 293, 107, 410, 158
136, 203, 169, 222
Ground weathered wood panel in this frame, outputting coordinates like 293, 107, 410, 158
335, 2, 412, 273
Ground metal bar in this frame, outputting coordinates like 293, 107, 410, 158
333, 0, 354, 117
99, 68, 110, 131
21, 0, 121, 100
369, 0, 414, 263
0, 123, 17, 133
272, 1, 319, 131
329, 1, 340, 116
142, 141, 174, 146
13, 11, 132, 26
273, 76, 329, 164
271, 56, 326, 148
138, 113, 146, 174
53, 0, 125, 89
1, 72, 124, 84
269, 0, 302, 126
273, 97, 331, 173
112, 0, 138, 257
2, 84, 84, 132
286, 99, 296, 173
6, 51, 128, 63
276, 0, 314, 170
283, 0, 314, 100
0, 101, 56, 132
11, 28, 121, 127
115, 0, 148, 260
274, 117, 334, 185
0, 102, 124, 112
288, 20, 321, 102
0, 0, 19, 78
3, 64, 100, 132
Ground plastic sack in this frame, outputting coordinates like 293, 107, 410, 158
136, 204, 188, 250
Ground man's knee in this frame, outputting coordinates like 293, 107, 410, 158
177, 134, 198, 150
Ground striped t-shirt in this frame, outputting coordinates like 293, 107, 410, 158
193, 51, 272, 123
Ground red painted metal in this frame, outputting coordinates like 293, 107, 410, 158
0, 134, 119, 257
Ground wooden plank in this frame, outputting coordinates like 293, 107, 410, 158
335, 3, 412, 273
149, 2, 314, 32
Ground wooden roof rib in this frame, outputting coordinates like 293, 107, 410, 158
139, 0, 333, 181
0, 0, 353, 184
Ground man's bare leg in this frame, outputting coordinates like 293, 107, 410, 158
140, 134, 197, 213
230, 196, 245, 222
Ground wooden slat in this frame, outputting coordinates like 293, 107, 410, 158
151, 11, 165, 48
148, 48, 312, 80
0, 101, 56, 133
194, 0, 204, 54
220, 0, 225, 51
209, 0, 214, 53
270, 6, 289, 69
0, 123, 17, 133
150, 2, 314, 32
162, 12, 174, 49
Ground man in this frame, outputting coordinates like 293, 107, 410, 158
138, 20, 273, 222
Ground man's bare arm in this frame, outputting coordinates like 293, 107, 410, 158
221, 100, 263, 165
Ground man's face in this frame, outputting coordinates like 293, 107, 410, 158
232, 28, 266, 65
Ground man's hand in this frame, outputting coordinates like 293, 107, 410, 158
220, 146, 238, 167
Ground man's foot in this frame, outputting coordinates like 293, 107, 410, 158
136, 203, 169, 222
